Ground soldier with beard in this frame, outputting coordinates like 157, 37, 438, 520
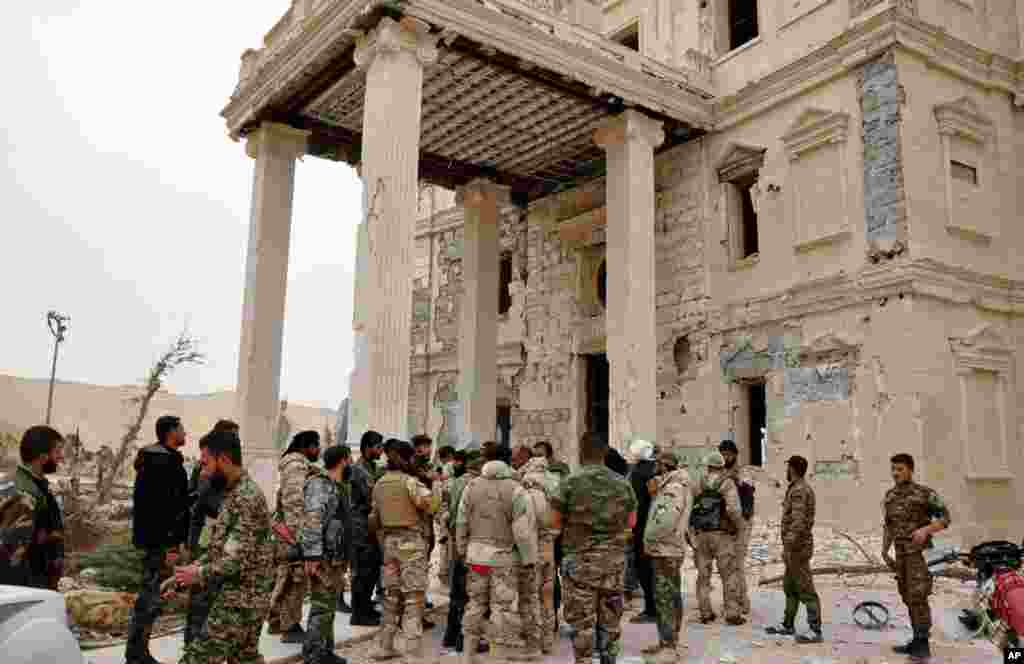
718, 440, 754, 616
0, 425, 66, 589
369, 439, 437, 662
350, 431, 385, 626
641, 450, 690, 660
269, 431, 323, 642
175, 430, 275, 664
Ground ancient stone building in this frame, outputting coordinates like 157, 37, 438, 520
223, 0, 1023, 539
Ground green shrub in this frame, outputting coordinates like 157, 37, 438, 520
77, 543, 146, 592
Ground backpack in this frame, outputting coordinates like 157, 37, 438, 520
735, 478, 755, 520
688, 476, 727, 532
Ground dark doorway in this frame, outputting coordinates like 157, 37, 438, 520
586, 354, 610, 443
747, 382, 766, 466
496, 404, 512, 448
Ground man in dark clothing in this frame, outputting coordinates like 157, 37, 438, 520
125, 414, 190, 664
348, 430, 384, 626
627, 440, 658, 623
183, 421, 238, 646
0, 425, 66, 589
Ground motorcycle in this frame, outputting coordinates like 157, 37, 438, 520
937, 538, 1024, 654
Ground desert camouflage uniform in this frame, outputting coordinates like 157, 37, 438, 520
780, 476, 821, 631
721, 464, 752, 614
642, 459, 690, 655
301, 467, 348, 663
0, 464, 64, 589
456, 460, 537, 655
883, 481, 951, 632
690, 470, 744, 622
553, 464, 637, 664
518, 456, 562, 654
371, 468, 436, 660
269, 452, 315, 632
181, 470, 274, 664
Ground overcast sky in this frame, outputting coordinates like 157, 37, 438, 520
1, 2, 359, 410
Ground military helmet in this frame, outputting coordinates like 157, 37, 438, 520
464, 448, 484, 471
704, 451, 726, 468
629, 439, 655, 462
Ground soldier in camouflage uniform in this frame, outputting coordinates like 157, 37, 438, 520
881, 453, 951, 658
518, 453, 562, 655
689, 451, 745, 625
718, 439, 753, 615
551, 432, 638, 664
269, 431, 322, 642
766, 455, 822, 643
641, 450, 690, 659
175, 430, 275, 664
301, 445, 351, 664
0, 425, 65, 590
369, 439, 437, 662
442, 449, 483, 653
456, 443, 537, 663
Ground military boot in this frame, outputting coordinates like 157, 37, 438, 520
461, 638, 485, 664
891, 625, 930, 657
509, 641, 542, 661
404, 636, 435, 664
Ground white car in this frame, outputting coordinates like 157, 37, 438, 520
0, 584, 85, 663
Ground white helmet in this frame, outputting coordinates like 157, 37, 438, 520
629, 439, 655, 462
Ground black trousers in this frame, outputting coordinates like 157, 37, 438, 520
635, 544, 656, 615
351, 542, 382, 617
126, 547, 164, 659
442, 560, 468, 649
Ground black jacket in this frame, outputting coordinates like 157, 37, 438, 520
629, 459, 657, 549
132, 442, 189, 550
348, 460, 375, 549
187, 464, 226, 555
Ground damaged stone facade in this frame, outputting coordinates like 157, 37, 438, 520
404, 23, 1024, 541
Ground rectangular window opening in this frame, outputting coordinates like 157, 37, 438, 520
496, 404, 512, 448
728, 0, 759, 50
612, 23, 640, 51
735, 173, 759, 258
498, 254, 513, 315
951, 160, 978, 186
747, 381, 766, 467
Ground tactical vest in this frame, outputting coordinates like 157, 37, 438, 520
375, 472, 418, 529
884, 482, 933, 540
689, 474, 730, 533
465, 477, 518, 546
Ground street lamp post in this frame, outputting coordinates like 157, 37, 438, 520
45, 311, 70, 426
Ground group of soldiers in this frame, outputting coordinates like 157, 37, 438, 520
0, 414, 953, 664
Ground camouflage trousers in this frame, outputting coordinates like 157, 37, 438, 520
379, 531, 428, 652
734, 520, 752, 613
516, 563, 542, 650
532, 540, 557, 651
269, 562, 308, 631
782, 550, 821, 631
304, 561, 346, 664
180, 600, 269, 664
894, 545, 933, 629
651, 557, 686, 647
561, 551, 626, 664
693, 531, 742, 621
463, 564, 519, 647
185, 575, 225, 645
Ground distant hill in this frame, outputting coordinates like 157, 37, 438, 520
0, 374, 337, 457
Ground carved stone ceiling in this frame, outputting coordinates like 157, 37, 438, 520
303, 47, 610, 184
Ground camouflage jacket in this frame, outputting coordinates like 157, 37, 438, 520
690, 469, 744, 536
275, 452, 315, 532
301, 468, 346, 561
781, 477, 815, 554
447, 467, 481, 534
456, 461, 537, 567
0, 465, 64, 589
883, 480, 951, 552
553, 463, 638, 559
369, 469, 436, 542
643, 469, 690, 558
197, 471, 274, 606
518, 456, 561, 542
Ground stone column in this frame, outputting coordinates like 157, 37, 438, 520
594, 110, 664, 449
456, 179, 509, 445
235, 121, 309, 498
350, 17, 438, 440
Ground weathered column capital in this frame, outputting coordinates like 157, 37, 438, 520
593, 109, 665, 151
245, 121, 310, 160
354, 16, 439, 70
456, 178, 511, 207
